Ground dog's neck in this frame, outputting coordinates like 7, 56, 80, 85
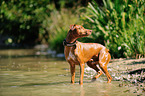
66, 30, 78, 43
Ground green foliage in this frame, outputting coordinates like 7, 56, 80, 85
0, 0, 144, 58
46, 9, 80, 53
81, 0, 145, 58
0, 0, 91, 48
123, 19, 145, 58
0, 0, 54, 45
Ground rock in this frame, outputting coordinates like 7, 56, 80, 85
56, 53, 65, 57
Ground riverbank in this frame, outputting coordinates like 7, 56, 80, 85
84, 58, 145, 94
109, 58, 145, 93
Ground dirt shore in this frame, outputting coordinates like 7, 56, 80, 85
109, 58, 145, 93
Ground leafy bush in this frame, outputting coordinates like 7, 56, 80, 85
123, 19, 145, 58
0, 0, 54, 46
0, 0, 92, 47
80, 0, 145, 58
45, 9, 80, 53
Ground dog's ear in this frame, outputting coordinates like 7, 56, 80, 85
70, 25, 75, 31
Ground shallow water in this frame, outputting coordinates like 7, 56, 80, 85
0, 49, 141, 96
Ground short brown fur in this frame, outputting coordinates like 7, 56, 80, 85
64, 24, 112, 85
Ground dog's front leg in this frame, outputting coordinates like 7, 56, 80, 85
70, 64, 75, 84
79, 63, 85, 85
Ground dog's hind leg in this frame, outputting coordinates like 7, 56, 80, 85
99, 64, 112, 83
87, 61, 103, 80
99, 50, 112, 83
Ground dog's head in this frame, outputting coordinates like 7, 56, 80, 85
69, 24, 92, 37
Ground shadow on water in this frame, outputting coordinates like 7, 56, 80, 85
0, 49, 65, 60
19, 80, 95, 87
0, 54, 65, 61
19, 81, 71, 87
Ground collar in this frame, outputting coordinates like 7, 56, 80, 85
63, 39, 77, 47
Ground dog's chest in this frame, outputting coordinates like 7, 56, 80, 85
65, 47, 79, 62
67, 50, 76, 61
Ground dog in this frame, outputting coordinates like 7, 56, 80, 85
63, 24, 112, 85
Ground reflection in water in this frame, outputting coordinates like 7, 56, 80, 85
80, 86, 85, 96
0, 49, 139, 96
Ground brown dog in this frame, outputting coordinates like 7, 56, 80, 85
63, 24, 112, 85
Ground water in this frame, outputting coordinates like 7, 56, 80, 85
0, 49, 140, 96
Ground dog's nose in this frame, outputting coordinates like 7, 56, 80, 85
89, 30, 92, 32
